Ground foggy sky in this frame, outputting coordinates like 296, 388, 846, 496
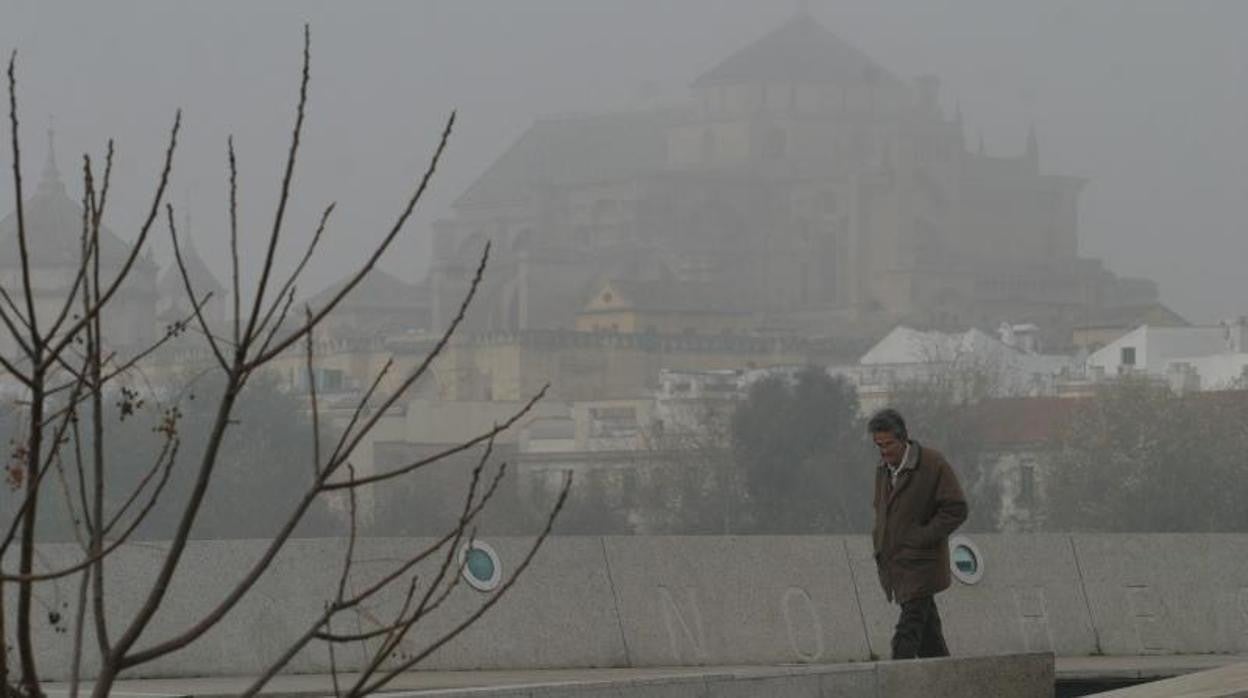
0, 0, 1244, 323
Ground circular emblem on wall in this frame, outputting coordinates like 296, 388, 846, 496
458, 540, 502, 592
949, 535, 984, 585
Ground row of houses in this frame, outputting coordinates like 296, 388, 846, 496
272, 311, 1241, 533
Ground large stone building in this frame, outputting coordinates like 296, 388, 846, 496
0, 138, 157, 360
427, 12, 1155, 347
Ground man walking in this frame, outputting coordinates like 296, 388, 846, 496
869, 408, 968, 659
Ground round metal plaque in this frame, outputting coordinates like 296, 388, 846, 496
459, 540, 502, 592
949, 535, 984, 585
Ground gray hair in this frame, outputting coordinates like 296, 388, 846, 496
867, 408, 908, 441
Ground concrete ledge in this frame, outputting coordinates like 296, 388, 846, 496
1056, 655, 1248, 681
1087, 660, 1248, 697
372, 654, 1053, 698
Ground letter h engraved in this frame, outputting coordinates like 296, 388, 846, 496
1012, 586, 1053, 652
658, 585, 707, 663
1125, 584, 1167, 653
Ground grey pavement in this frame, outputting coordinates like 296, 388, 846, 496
43, 654, 1244, 697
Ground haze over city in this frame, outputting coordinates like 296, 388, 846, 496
0, 1, 1244, 321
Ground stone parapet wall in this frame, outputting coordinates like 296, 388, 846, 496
9, 534, 1248, 680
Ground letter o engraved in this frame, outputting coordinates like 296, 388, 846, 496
781, 586, 825, 663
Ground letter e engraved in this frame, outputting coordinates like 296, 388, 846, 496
1125, 584, 1167, 653
658, 585, 707, 663
1012, 586, 1053, 652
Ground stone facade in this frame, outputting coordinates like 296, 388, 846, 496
428, 12, 1156, 347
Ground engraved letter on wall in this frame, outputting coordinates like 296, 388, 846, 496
781, 586, 825, 662
658, 585, 707, 663
1125, 584, 1168, 653
1012, 586, 1053, 652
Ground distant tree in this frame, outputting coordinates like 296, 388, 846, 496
1045, 377, 1248, 531
885, 362, 1004, 533
549, 472, 632, 535
638, 399, 739, 534
730, 366, 870, 533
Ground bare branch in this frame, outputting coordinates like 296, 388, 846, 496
254, 201, 335, 348
44, 291, 214, 399
242, 24, 311, 347
232, 446, 507, 696
244, 109, 455, 369
322, 242, 492, 476
304, 308, 322, 477
44, 145, 114, 345
0, 282, 36, 360
40, 110, 182, 372
256, 285, 297, 359
0, 438, 179, 583
355, 477, 572, 696
323, 385, 545, 491
0, 343, 33, 387
8, 50, 39, 345
345, 439, 500, 692
326, 357, 393, 467
167, 203, 230, 370
228, 136, 241, 348
101, 429, 179, 536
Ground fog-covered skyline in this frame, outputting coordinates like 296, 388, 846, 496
1, 0, 1244, 322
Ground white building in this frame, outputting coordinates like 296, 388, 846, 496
855, 325, 1078, 410
1086, 320, 1248, 390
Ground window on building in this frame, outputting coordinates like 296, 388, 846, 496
1121, 346, 1136, 366
318, 368, 343, 392
589, 407, 639, 438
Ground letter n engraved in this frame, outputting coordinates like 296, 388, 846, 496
1012, 587, 1053, 652
781, 586, 825, 663
1125, 584, 1167, 653
658, 585, 707, 663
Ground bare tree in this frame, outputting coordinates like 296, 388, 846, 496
0, 27, 566, 697
883, 336, 1010, 532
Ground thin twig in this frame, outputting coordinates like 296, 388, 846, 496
8, 51, 39, 346
244, 110, 455, 369
254, 201, 335, 348
323, 385, 545, 491
40, 111, 182, 373
242, 24, 311, 347
228, 136, 241, 348
321, 243, 493, 479
0, 439, 179, 583
304, 307, 322, 477
355, 476, 571, 696
167, 203, 229, 370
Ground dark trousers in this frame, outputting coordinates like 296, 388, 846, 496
891, 595, 949, 660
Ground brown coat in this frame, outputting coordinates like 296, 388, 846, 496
872, 443, 968, 604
